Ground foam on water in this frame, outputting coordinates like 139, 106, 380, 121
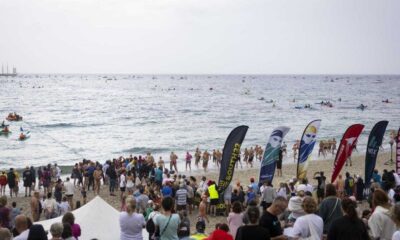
0, 74, 399, 170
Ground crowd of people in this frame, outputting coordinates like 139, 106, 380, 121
0, 149, 400, 239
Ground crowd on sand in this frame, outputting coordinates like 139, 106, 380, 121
0, 148, 400, 240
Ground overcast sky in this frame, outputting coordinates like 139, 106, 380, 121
0, 0, 399, 74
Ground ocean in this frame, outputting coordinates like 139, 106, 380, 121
1, 74, 399, 170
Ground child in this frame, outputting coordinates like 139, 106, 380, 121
199, 196, 209, 223
80, 185, 87, 205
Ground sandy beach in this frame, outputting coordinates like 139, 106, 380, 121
4, 150, 395, 234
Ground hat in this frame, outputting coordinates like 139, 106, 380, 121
297, 184, 307, 193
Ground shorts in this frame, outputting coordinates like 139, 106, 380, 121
210, 199, 219, 206
187, 198, 193, 205
317, 188, 324, 198
177, 205, 186, 211
120, 187, 126, 192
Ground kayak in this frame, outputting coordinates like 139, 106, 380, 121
0, 130, 11, 135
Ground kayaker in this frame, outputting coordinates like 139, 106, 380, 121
20, 132, 26, 140
3, 126, 9, 133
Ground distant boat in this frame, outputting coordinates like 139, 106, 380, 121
0, 64, 17, 77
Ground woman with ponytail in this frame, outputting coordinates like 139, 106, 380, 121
327, 197, 369, 240
119, 196, 146, 240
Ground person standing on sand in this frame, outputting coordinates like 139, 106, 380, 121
30, 191, 41, 222
292, 140, 299, 162
185, 151, 192, 171
7, 169, 15, 198
248, 147, 255, 167
195, 148, 201, 168
202, 150, 210, 172
63, 177, 74, 210
244, 148, 249, 166
93, 165, 103, 195
0, 171, 7, 196
170, 151, 179, 173
199, 195, 209, 223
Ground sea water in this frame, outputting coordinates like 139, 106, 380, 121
1, 74, 399, 170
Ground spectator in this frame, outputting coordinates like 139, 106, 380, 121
290, 196, 323, 239
327, 197, 369, 240
50, 222, 63, 240
0, 196, 11, 229
208, 223, 233, 240
227, 201, 243, 238
154, 197, 180, 240
119, 196, 146, 240
318, 184, 342, 234
62, 212, 81, 240
236, 206, 270, 240
259, 196, 287, 239
14, 215, 29, 240
189, 220, 208, 239
368, 189, 396, 240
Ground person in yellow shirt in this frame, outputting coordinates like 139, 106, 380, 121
190, 220, 208, 240
208, 181, 219, 217
13, 170, 20, 197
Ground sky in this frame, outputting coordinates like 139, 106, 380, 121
0, 0, 399, 74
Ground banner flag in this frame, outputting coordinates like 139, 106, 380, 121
217, 125, 249, 194
365, 121, 389, 186
396, 128, 400, 175
331, 124, 364, 183
297, 120, 321, 180
259, 126, 290, 183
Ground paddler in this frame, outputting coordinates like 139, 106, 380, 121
19, 132, 26, 140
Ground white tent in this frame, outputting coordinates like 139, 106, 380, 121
36, 196, 149, 240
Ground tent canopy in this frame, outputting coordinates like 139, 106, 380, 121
36, 196, 149, 240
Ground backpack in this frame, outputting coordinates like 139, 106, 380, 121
146, 217, 156, 234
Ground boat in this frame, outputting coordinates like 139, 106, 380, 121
357, 105, 367, 110
0, 130, 11, 135
6, 115, 23, 121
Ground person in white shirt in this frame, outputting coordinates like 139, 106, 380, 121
59, 196, 71, 215
288, 185, 306, 222
119, 196, 146, 240
368, 189, 396, 240
290, 196, 323, 240
391, 203, 400, 240
63, 177, 75, 209
43, 192, 58, 219
119, 172, 126, 199
13, 215, 29, 240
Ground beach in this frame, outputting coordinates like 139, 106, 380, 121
6, 150, 395, 234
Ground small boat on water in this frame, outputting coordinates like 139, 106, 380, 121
19, 131, 30, 141
0, 130, 11, 135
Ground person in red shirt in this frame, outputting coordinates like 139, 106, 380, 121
207, 223, 234, 240
0, 172, 7, 196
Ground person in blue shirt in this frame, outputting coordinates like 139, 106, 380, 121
372, 169, 382, 186
247, 186, 256, 205
162, 182, 173, 197
155, 167, 163, 187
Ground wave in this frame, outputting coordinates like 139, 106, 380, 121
115, 147, 170, 154
37, 122, 105, 128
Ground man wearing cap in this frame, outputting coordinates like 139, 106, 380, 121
176, 183, 188, 211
